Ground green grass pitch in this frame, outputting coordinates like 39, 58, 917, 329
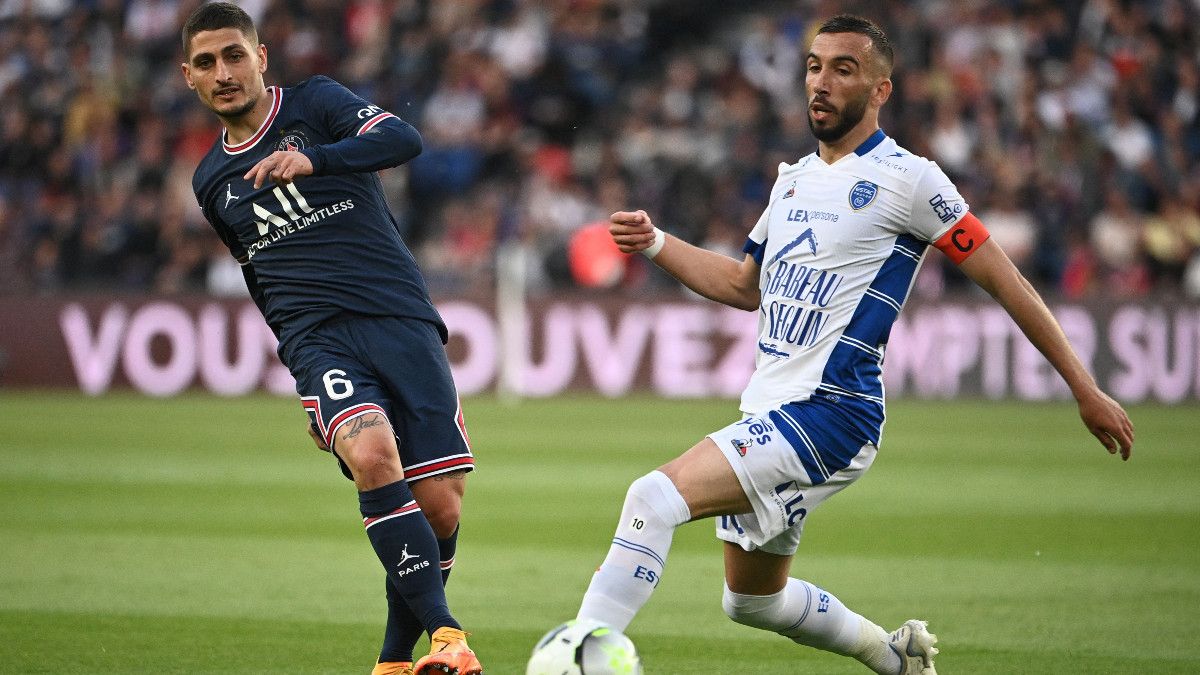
1, 392, 1197, 673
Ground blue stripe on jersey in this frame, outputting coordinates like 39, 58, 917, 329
744, 237, 767, 265
813, 233, 927, 443
769, 398, 878, 485
854, 129, 887, 156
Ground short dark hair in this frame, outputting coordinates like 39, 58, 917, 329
816, 14, 893, 74
182, 2, 257, 57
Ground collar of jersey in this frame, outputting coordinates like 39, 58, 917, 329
801, 128, 888, 170
222, 86, 281, 155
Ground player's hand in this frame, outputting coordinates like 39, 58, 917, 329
245, 150, 314, 189
610, 210, 657, 254
1076, 388, 1134, 460
307, 423, 331, 453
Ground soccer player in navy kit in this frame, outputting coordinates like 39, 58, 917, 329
182, 4, 481, 674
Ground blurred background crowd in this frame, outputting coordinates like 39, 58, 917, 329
1, 0, 1198, 299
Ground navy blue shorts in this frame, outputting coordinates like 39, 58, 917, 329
288, 315, 473, 482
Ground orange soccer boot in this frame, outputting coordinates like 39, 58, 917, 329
413, 627, 482, 675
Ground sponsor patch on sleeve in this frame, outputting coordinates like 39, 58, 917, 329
933, 212, 990, 264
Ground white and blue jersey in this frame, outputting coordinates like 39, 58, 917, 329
741, 130, 969, 424
192, 76, 444, 365
714, 130, 975, 553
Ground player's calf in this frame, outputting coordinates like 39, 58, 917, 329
576, 471, 691, 631
723, 579, 909, 675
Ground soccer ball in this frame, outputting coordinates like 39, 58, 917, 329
526, 619, 643, 675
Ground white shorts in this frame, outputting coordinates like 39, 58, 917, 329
709, 402, 878, 556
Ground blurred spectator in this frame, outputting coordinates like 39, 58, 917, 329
0, 0, 1197, 300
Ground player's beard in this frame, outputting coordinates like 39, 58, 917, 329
808, 91, 869, 144
213, 89, 260, 121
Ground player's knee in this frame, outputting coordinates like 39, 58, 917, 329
338, 442, 395, 475
721, 584, 783, 631
624, 471, 689, 527
411, 471, 466, 537
625, 473, 660, 504
335, 428, 401, 484
420, 496, 461, 538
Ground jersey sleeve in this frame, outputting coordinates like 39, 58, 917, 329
907, 162, 989, 263
743, 163, 794, 264
296, 75, 422, 176
742, 204, 771, 265
906, 162, 970, 242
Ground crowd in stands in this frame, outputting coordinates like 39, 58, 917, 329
1, 0, 1198, 299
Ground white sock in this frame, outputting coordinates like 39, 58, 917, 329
576, 471, 691, 631
723, 578, 901, 674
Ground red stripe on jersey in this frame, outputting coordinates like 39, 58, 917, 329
362, 500, 420, 528
455, 398, 471, 448
404, 456, 475, 481
302, 398, 325, 436
357, 112, 396, 135
223, 86, 281, 154
934, 212, 990, 264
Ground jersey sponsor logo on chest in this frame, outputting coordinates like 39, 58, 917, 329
784, 208, 839, 224
236, 182, 356, 259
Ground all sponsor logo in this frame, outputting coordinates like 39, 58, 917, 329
849, 180, 878, 210
731, 438, 753, 456
782, 181, 796, 199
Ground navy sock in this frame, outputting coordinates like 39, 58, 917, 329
379, 526, 460, 663
360, 482, 458, 637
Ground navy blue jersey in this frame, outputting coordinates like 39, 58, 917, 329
192, 75, 444, 364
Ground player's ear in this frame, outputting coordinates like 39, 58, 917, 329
872, 77, 892, 107
257, 43, 268, 74
181, 63, 196, 90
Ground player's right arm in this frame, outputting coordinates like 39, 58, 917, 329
610, 210, 760, 311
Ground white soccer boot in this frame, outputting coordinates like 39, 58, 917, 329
887, 619, 938, 675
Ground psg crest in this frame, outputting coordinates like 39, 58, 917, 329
848, 180, 878, 210
277, 130, 310, 152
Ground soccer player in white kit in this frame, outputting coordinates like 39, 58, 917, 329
574, 15, 1134, 674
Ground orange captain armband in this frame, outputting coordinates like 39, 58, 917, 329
933, 212, 990, 264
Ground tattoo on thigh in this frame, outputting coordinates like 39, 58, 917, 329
343, 413, 384, 440
433, 470, 467, 482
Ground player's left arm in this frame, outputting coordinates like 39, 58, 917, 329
245, 76, 422, 188
954, 232, 1134, 460
909, 161, 1132, 459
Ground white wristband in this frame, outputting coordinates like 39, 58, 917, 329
641, 227, 666, 259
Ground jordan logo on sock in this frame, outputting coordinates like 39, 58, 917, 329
396, 544, 430, 577
397, 543, 420, 566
